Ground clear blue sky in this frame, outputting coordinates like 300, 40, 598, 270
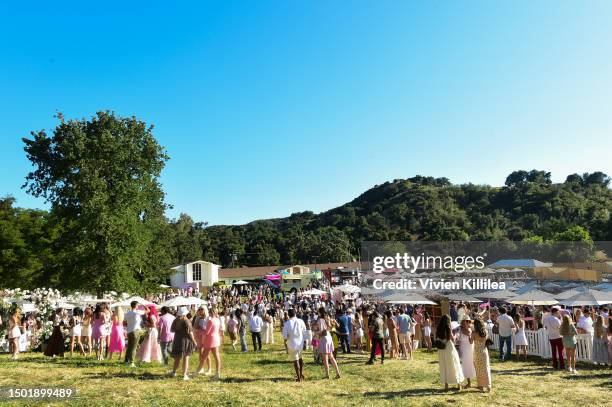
1, 1, 611, 225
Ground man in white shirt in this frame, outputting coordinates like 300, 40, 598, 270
496, 307, 516, 362
282, 308, 307, 381
542, 307, 565, 370
124, 301, 144, 366
249, 311, 263, 351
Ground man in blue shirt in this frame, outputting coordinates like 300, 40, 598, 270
336, 309, 352, 354
396, 308, 412, 360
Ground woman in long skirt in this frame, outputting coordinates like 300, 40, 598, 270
471, 318, 491, 392
137, 305, 162, 363
458, 316, 476, 388
591, 316, 608, 364
435, 314, 463, 391
108, 307, 126, 360
386, 310, 399, 358
44, 308, 66, 358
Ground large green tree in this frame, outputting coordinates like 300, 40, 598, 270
22, 112, 171, 293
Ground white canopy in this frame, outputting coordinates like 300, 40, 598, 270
508, 289, 558, 306
560, 289, 612, 306
159, 284, 170, 288
233, 280, 250, 285
336, 283, 361, 294
160, 296, 207, 307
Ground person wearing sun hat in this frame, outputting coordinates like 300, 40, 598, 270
171, 306, 197, 380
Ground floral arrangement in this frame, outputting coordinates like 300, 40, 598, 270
0, 288, 123, 350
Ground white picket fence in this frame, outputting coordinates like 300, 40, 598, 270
486, 328, 595, 362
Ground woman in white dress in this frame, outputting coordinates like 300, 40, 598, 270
262, 313, 271, 344
514, 315, 528, 361
423, 311, 433, 352
8, 310, 22, 360
435, 314, 464, 391
458, 316, 476, 388
69, 308, 85, 357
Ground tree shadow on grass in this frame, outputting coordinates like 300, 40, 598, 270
220, 376, 292, 383
15, 356, 128, 368
253, 358, 283, 366
561, 373, 612, 383
362, 387, 473, 399
84, 372, 168, 381
492, 367, 554, 376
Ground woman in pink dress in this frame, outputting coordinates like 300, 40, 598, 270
194, 306, 211, 375
108, 307, 126, 360
92, 305, 108, 361
201, 306, 222, 379
137, 305, 162, 363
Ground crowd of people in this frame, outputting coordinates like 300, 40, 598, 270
2, 284, 612, 390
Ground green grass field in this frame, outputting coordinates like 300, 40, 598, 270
0, 334, 610, 407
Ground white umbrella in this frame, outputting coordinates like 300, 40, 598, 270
159, 284, 170, 288
56, 302, 76, 310
161, 296, 207, 307
593, 283, 612, 292
474, 289, 517, 299
79, 298, 113, 304
112, 296, 155, 308
233, 280, 250, 285
336, 283, 361, 294
302, 288, 326, 296
560, 290, 612, 306
555, 287, 589, 300
508, 289, 558, 306
383, 292, 436, 305
21, 303, 38, 313
447, 293, 482, 303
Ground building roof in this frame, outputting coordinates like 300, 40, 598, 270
488, 259, 552, 269
219, 261, 361, 279
170, 260, 220, 270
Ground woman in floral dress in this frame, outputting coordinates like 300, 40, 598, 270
471, 318, 491, 392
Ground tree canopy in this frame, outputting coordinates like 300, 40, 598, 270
20, 112, 171, 293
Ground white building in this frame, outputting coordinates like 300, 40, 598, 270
169, 260, 220, 288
